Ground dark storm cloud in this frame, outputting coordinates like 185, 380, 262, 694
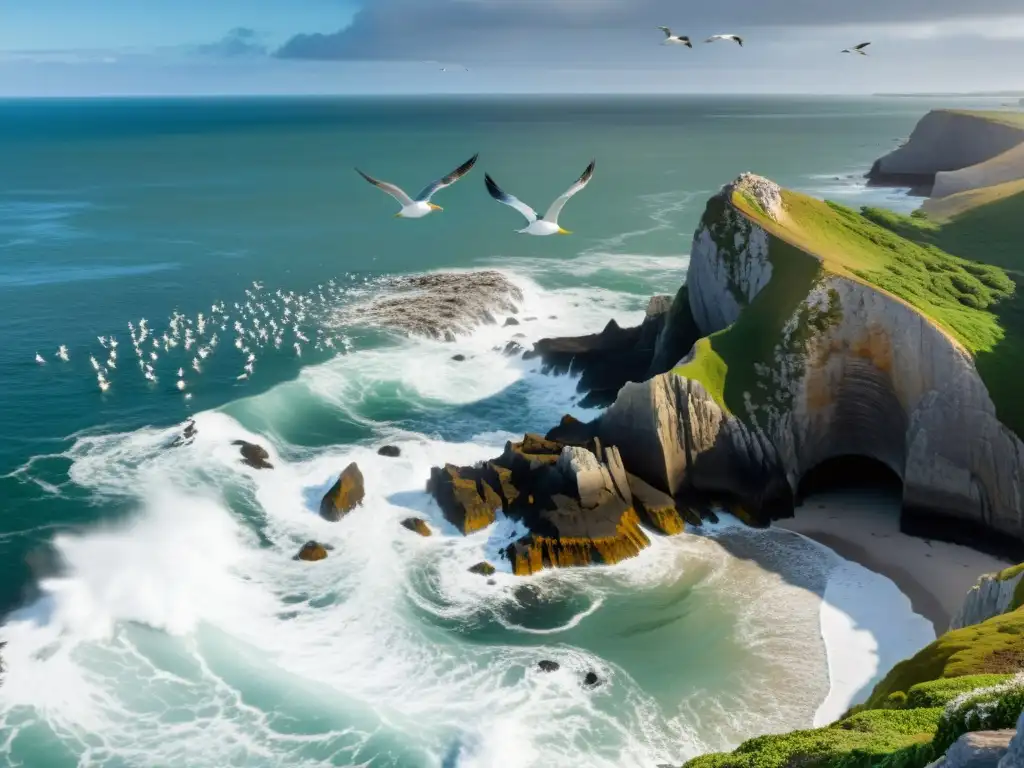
197, 27, 268, 58
276, 0, 1024, 60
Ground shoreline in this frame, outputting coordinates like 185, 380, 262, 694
774, 489, 1011, 722
776, 490, 1012, 632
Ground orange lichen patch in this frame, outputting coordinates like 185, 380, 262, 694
507, 434, 563, 467
482, 462, 519, 509
428, 464, 501, 534
849, 324, 894, 373
509, 508, 651, 575
643, 506, 687, 535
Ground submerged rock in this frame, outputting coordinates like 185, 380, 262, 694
400, 517, 432, 537
171, 419, 198, 448
503, 317, 520, 327
295, 541, 330, 561
501, 341, 525, 357
537, 660, 560, 673
583, 671, 601, 688
320, 463, 365, 521
468, 561, 496, 576
233, 440, 273, 470
337, 270, 524, 342
377, 445, 401, 458
451, 354, 466, 362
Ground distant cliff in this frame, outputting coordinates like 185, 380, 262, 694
868, 109, 1024, 198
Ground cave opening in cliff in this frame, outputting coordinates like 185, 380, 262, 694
796, 454, 903, 503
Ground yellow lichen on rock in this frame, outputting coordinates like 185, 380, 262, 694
509, 508, 650, 575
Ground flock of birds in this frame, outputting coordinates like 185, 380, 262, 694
36, 280, 357, 395
656, 26, 872, 55
37, 32, 873, 396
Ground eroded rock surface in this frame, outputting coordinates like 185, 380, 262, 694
320, 463, 365, 521
951, 570, 1024, 630
337, 271, 524, 341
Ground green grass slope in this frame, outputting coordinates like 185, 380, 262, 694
674, 188, 1018, 438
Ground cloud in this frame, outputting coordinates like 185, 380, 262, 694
196, 27, 268, 58
276, 0, 1024, 61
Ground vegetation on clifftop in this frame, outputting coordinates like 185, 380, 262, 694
675, 185, 1021, 438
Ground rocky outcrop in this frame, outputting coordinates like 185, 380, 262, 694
378, 445, 401, 458
951, 568, 1024, 631
233, 440, 273, 470
932, 730, 1016, 768
337, 271, 524, 341
468, 561, 496, 576
295, 541, 331, 561
615, 173, 1024, 555
868, 110, 1024, 195
400, 517, 431, 536
425, 431, 698, 575
525, 293, 700, 407
319, 463, 365, 521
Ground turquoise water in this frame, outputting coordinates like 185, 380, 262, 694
0, 95, 971, 766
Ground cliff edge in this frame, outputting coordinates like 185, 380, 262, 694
868, 109, 1024, 198
601, 173, 1024, 555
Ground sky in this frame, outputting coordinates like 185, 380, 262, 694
1, 0, 1024, 96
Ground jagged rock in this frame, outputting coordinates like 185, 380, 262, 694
428, 464, 502, 533
233, 440, 273, 470
545, 414, 596, 446
319, 463, 365, 521
468, 561, 496, 576
377, 445, 401, 457
451, 354, 466, 361
524, 296, 677, 407
598, 374, 791, 521
401, 517, 431, 537
504, 317, 520, 327
501, 341, 525, 356
337, 270, 524, 341
294, 541, 330, 561
950, 569, 1024, 630
583, 671, 601, 688
171, 419, 198, 448
538, 660, 560, 672
934, 730, 1016, 768
627, 472, 697, 534
649, 284, 702, 375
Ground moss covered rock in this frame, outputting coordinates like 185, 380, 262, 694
319, 462, 365, 521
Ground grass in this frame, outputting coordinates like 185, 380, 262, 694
864, 610, 1024, 709
860, 193, 1024, 439
673, 188, 1018, 435
946, 109, 1024, 130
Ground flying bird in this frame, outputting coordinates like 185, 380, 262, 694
842, 42, 871, 55
484, 160, 596, 236
355, 153, 479, 218
706, 34, 743, 46
657, 27, 692, 47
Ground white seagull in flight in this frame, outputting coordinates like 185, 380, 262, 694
657, 27, 692, 47
356, 153, 479, 218
842, 42, 871, 55
706, 34, 743, 47
484, 160, 596, 236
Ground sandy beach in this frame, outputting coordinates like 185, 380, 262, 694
776, 489, 1012, 633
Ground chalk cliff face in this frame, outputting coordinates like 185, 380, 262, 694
600, 174, 1024, 554
868, 110, 1024, 195
950, 568, 1024, 631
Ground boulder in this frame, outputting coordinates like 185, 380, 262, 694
427, 464, 502, 533
451, 354, 466, 362
400, 517, 432, 537
537, 660, 560, 672
377, 445, 401, 457
468, 561, 496, 576
583, 671, 601, 688
999, 713, 1024, 768
233, 440, 273, 470
295, 541, 330, 561
504, 317, 520, 327
934, 730, 1016, 768
319, 463, 365, 521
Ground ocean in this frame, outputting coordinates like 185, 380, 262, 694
0, 95, 975, 766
